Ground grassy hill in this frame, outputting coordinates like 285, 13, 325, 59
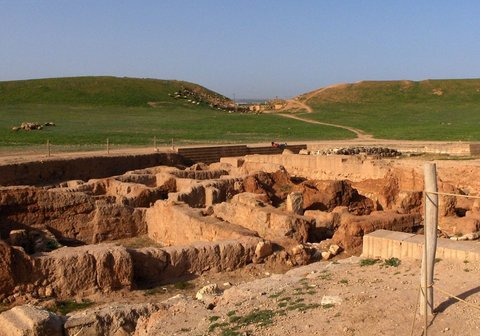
0, 76, 229, 107
0, 77, 353, 149
297, 79, 480, 141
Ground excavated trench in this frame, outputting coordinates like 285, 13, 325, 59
1, 151, 480, 311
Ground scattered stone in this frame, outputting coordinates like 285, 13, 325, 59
298, 149, 310, 155
290, 244, 312, 265
313, 146, 401, 157
321, 295, 343, 306
328, 244, 342, 256
450, 231, 480, 241
195, 284, 220, 302
254, 240, 273, 262
321, 251, 333, 260
11, 122, 56, 132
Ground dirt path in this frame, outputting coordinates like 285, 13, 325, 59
278, 113, 373, 140
280, 99, 313, 113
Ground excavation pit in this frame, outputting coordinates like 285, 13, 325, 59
1, 148, 480, 328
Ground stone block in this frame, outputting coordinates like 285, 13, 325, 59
286, 192, 304, 215
0, 305, 63, 336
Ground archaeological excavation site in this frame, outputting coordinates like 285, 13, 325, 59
1, 144, 480, 335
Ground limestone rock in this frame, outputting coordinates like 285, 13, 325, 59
321, 251, 332, 260
290, 244, 312, 266
64, 303, 161, 336
328, 244, 342, 256
321, 295, 342, 306
195, 284, 220, 302
450, 231, 480, 241
298, 149, 310, 155
254, 241, 273, 262
0, 304, 63, 336
332, 210, 421, 253
35, 244, 133, 298
286, 192, 304, 215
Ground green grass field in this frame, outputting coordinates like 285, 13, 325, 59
0, 104, 354, 148
299, 79, 480, 140
3, 77, 480, 151
0, 77, 354, 149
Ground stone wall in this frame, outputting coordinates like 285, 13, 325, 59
0, 153, 185, 186
243, 154, 391, 181
0, 186, 146, 244
129, 238, 260, 286
145, 201, 258, 246
177, 144, 307, 164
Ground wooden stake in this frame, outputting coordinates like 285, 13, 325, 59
47, 139, 51, 157
153, 136, 157, 152
107, 138, 110, 154
420, 162, 438, 323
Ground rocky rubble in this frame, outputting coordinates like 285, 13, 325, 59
310, 146, 402, 157
11, 122, 55, 132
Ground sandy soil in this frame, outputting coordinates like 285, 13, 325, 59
133, 256, 480, 336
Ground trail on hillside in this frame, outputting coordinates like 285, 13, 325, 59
280, 99, 313, 113
299, 83, 351, 103
278, 113, 373, 140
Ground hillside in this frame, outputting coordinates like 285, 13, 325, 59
296, 79, 480, 141
0, 76, 354, 148
0, 76, 231, 107
299, 79, 480, 104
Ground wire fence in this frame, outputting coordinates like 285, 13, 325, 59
0, 137, 183, 159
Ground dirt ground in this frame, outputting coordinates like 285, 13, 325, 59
0, 138, 473, 166
105, 256, 480, 336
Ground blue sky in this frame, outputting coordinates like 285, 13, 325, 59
1, 1, 480, 98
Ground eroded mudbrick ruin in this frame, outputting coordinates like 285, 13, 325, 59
1, 147, 480, 335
